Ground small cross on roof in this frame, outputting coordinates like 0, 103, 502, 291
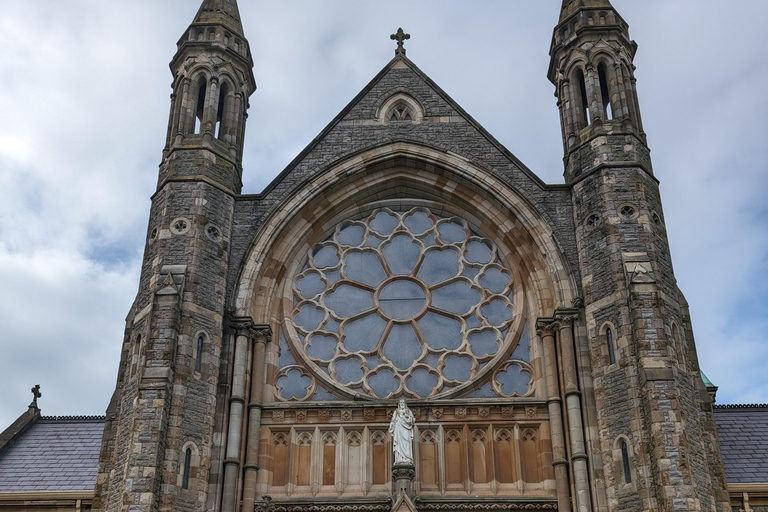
390, 28, 410, 56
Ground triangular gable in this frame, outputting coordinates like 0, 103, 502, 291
253, 53, 553, 202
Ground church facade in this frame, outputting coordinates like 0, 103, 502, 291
2, 1, 759, 512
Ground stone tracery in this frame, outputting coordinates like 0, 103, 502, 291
280, 207, 532, 400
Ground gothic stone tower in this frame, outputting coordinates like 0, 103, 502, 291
94, 2, 733, 512
93, 1, 257, 512
549, 1, 729, 512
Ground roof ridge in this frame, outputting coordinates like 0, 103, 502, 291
40, 415, 106, 421
714, 404, 768, 409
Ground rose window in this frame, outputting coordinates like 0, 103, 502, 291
284, 207, 530, 399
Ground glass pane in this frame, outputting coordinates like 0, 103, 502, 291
438, 222, 466, 243
383, 324, 423, 370
467, 381, 497, 398
418, 312, 461, 350
469, 330, 499, 357
431, 281, 480, 315
421, 234, 436, 247
307, 334, 337, 360
343, 313, 388, 352
313, 245, 339, 268
345, 251, 387, 287
312, 386, 341, 401
278, 330, 297, 368
322, 318, 340, 333
368, 368, 398, 398
424, 354, 440, 369
464, 267, 480, 280
479, 268, 510, 294
511, 323, 530, 362
379, 280, 426, 320
444, 355, 472, 381
295, 304, 325, 331
404, 211, 433, 234
367, 235, 383, 248
296, 273, 325, 299
383, 235, 421, 275
496, 365, 530, 396
417, 249, 460, 286
338, 224, 365, 246
325, 284, 373, 318
481, 299, 513, 326
407, 368, 438, 396
278, 369, 311, 400
366, 355, 382, 369
325, 270, 341, 284
370, 211, 398, 235
466, 316, 482, 329
334, 358, 364, 384
465, 240, 492, 264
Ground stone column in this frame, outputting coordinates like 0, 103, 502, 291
203, 77, 219, 141
585, 64, 600, 126
392, 463, 415, 500
222, 317, 253, 512
174, 79, 190, 145
537, 320, 571, 512
556, 311, 592, 512
242, 327, 272, 512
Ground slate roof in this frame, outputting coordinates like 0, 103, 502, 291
714, 404, 768, 484
0, 416, 104, 492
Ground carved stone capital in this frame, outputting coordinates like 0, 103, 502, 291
391, 463, 415, 482
230, 318, 272, 341
536, 319, 558, 336
230, 317, 255, 337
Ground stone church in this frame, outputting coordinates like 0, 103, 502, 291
1, 1, 767, 512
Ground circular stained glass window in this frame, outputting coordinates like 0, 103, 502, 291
288, 207, 521, 399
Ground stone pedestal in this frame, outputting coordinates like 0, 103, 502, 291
392, 462, 415, 499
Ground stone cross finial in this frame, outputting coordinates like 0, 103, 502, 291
30, 384, 41, 409
390, 28, 410, 56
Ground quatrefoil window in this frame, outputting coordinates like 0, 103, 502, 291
287, 207, 528, 399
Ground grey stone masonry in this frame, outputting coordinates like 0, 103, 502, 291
93, 0, 256, 511
549, 2, 730, 512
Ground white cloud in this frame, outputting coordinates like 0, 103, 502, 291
0, 0, 766, 427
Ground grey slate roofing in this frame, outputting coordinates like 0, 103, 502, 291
714, 404, 768, 484
0, 416, 104, 492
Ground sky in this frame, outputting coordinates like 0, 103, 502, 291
0, 0, 766, 428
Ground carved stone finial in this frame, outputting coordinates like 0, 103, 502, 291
390, 28, 410, 56
260, 495, 274, 512
30, 384, 42, 409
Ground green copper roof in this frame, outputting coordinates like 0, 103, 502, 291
701, 370, 717, 389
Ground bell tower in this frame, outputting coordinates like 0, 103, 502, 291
549, 1, 730, 512
93, 1, 256, 512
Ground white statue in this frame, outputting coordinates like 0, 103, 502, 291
388, 399, 415, 465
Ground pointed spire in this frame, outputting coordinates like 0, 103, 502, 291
559, 0, 615, 23
193, 0, 244, 36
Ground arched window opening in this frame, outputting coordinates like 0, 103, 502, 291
575, 68, 590, 128
598, 62, 613, 119
215, 82, 228, 140
182, 448, 192, 489
195, 336, 203, 373
672, 325, 686, 371
194, 79, 207, 134
607, 327, 616, 365
620, 440, 632, 484
130, 335, 141, 378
